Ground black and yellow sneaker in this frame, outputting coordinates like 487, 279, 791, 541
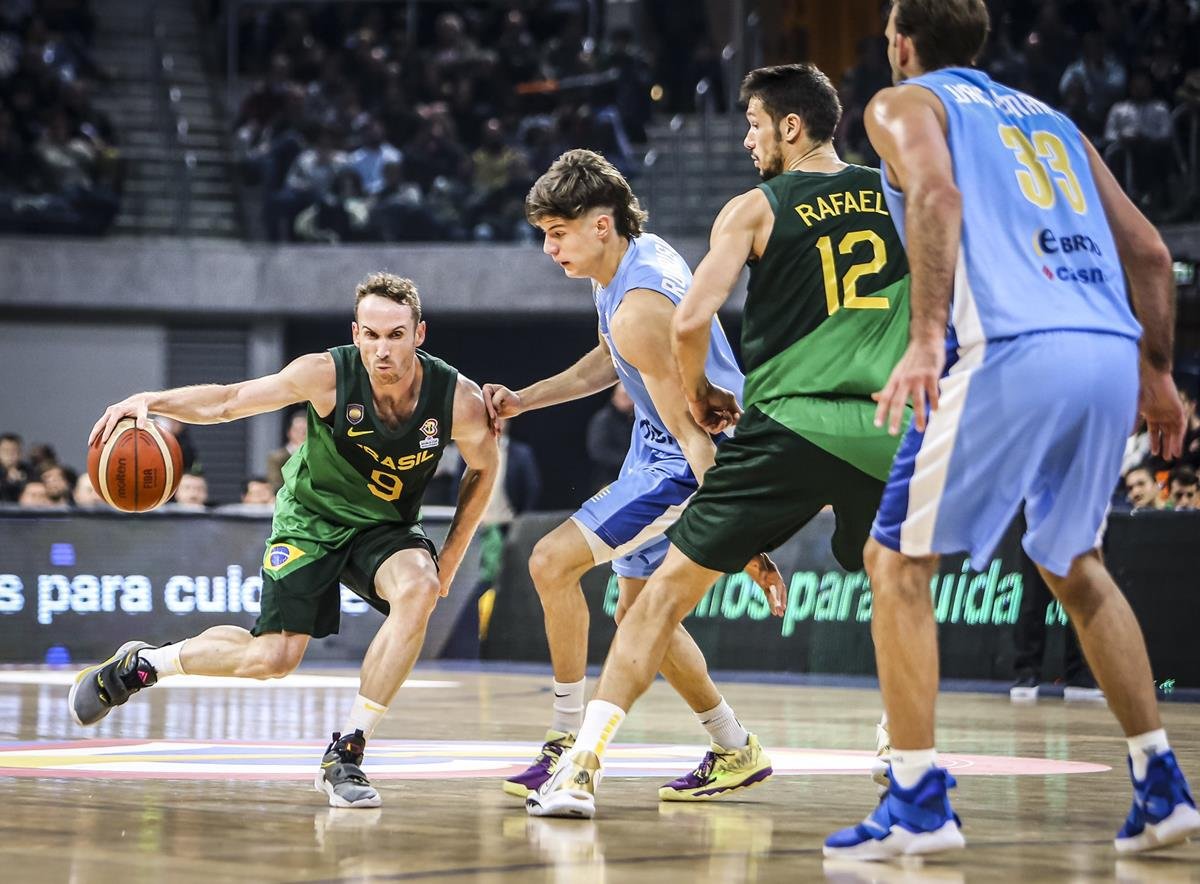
314, 730, 381, 808
68, 640, 158, 726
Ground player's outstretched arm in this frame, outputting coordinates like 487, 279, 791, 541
672, 189, 768, 432
611, 290, 719, 481
440, 375, 501, 596
1082, 137, 1184, 460
481, 337, 619, 428
89, 353, 336, 445
864, 86, 958, 435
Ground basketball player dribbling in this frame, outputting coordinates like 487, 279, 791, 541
70, 273, 499, 809
827, 0, 1200, 859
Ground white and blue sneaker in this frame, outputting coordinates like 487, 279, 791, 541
1114, 750, 1200, 854
824, 765, 965, 860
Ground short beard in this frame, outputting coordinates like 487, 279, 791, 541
757, 134, 785, 180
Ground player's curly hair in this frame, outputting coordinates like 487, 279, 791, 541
525, 149, 648, 238
354, 272, 421, 324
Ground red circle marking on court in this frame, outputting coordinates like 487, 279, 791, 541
0, 739, 1110, 780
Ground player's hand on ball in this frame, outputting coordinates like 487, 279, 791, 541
481, 383, 524, 435
745, 553, 786, 617
90, 394, 153, 446
873, 340, 945, 436
687, 380, 741, 434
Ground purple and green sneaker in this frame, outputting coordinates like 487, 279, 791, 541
659, 734, 774, 801
504, 730, 575, 798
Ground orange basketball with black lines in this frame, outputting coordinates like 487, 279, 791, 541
87, 418, 184, 513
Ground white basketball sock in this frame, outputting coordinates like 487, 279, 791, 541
1127, 729, 1170, 780
696, 698, 749, 749
138, 642, 185, 678
889, 748, 938, 790
550, 677, 586, 735
343, 693, 389, 741
573, 700, 626, 760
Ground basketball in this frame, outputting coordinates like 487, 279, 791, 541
87, 418, 184, 513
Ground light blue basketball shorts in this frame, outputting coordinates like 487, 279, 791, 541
572, 455, 697, 579
872, 330, 1138, 577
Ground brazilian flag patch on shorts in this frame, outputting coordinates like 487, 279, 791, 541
263, 542, 306, 572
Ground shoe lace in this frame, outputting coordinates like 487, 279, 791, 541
536, 738, 569, 766
692, 750, 720, 781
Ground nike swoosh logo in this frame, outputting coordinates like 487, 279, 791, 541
347, 428, 373, 437
554, 692, 570, 698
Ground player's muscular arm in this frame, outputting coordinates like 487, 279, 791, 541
672, 189, 767, 432
482, 338, 618, 426
865, 86, 958, 434
611, 290, 718, 481
440, 375, 501, 595
90, 353, 335, 445
1082, 137, 1184, 458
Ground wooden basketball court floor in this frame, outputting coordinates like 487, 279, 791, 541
1, 665, 1197, 883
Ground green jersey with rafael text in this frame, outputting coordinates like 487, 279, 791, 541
272, 345, 457, 546
740, 166, 911, 479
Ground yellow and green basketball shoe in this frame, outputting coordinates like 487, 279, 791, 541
659, 734, 773, 801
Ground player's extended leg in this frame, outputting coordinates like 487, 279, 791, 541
315, 547, 442, 809
614, 577, 773, 801
527, 546, 721, 818
1037, 551, 1200, 853
823, 539, 964, 860
68, 627, 310, 727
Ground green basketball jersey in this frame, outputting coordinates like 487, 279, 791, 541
275, 346, 457, 540
740, 166, 911, 479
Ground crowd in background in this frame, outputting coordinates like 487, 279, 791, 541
230, 2, 656, 243
837, 0, 1200, 222
0, 0, 119, 235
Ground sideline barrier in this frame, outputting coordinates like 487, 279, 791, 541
482, 510, 1200, 684
0, 509, 480, 663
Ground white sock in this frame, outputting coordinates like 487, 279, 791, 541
890, 748, 938, 790
573, 699, 626, 759
550, 677, 586, 735
344, 693, 389, 741
1127, 729, 1170, 780
138, 642, 185, 678
697, 698, 749, 749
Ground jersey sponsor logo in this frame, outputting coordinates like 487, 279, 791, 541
419, 417, 439, 449
1032, 228, 1107, 284
355, 446, 436, 471
263, 543, 305, 571
346, 427, 373, 437
639, 418, 675, 447
347, 404, 365, 425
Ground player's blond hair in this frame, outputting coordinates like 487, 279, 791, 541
354, 272, 422, 324
525, 149, 648, 238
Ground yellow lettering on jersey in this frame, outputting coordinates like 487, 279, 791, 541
380, 455, 397, 469
842, 190, 860, 214
358, 444, 379, 461
816, 196, 835, 220
796, 203, 820, 227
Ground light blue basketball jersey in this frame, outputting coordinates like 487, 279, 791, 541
593, 233, 744, 464
880, 67, 1142, 349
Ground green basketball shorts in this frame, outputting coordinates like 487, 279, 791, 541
252, 519, 438, 638
666, 407, 886, 573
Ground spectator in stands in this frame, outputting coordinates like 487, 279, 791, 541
1179, 388, 1200, 468
1125, 465, 1164, 511
468, 117, 531, 241
73, 473, 102, 508
347, 117, 402, 196
0, 432, 29, 502
586, 382, 635, 494
265, 125, 345, 241
172, 473, 209, 510
1169, 466, 1198, 510
17, 479, 53, 508
242, 476, 275, 506
1060, 32, 1127, 131
1105, 69, 1177, 213
25, 443, 58, 476
39, 463, 74, 505
267, 407, 307, 492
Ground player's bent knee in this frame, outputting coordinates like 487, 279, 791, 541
252, 639, 304, 679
